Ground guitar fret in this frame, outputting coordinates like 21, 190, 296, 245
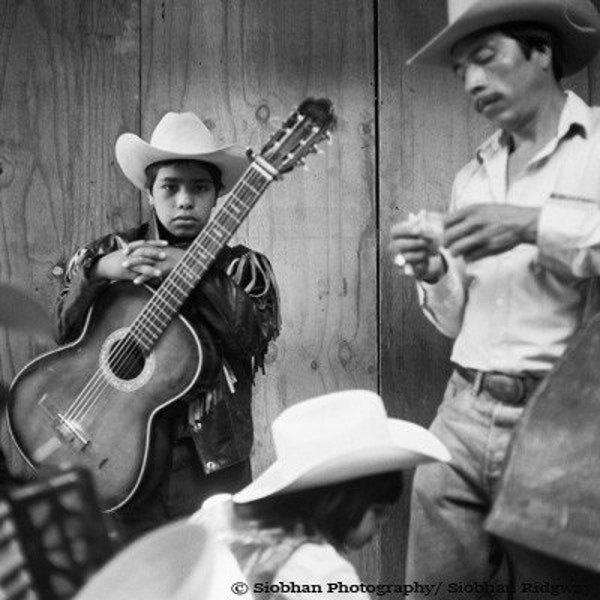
166, 278, 188, 296
224, 202, 243, 216
152, 288, 184, 315
130, 328, 153, 351
204, 227, 224, 245
136, 315, 162, 339
184, 254, 210, 275
239, 179, 261, 196
177, 267, 199, 290
145, 312, 169, 333
142, 303, 172, 331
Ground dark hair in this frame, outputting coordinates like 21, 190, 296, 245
469, 22, 562, 80
233, 470, 404, 549
498, 22, 562, 80
144, 159, 223, 192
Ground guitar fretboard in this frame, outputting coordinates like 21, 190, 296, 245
127, 162, 273, 353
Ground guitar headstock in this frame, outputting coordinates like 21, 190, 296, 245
257, 98, 336, 175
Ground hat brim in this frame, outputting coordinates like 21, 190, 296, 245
74, 521, 213, 600
115, 133, 250, 196
407, 0, 600, 77
233, 419, 451, 504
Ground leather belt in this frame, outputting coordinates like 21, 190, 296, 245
453, 364, 543, 406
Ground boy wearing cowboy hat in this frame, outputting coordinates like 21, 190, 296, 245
193, 390, 450, 600
55, 112, 280, 542
388, 0, 600, 597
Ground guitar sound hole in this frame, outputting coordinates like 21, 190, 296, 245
108, 338, 145, 380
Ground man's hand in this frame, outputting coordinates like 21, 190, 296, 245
444, 204, 540, 262
388, 219, 445, 281
92, 240, 186, 285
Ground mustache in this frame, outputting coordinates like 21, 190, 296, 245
474, 93, 502, 114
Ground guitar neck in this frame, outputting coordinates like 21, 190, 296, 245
129, 161, 274, 353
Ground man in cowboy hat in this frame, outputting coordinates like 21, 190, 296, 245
55, 112, 280, 542
388, 0, 600, 596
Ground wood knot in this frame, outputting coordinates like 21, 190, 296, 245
0, 155, 15, 188
255, 104, 270, 124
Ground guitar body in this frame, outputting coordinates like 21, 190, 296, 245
7, 281, 218, 513
6, 97, 336, 514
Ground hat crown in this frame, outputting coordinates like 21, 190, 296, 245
272, 391, 391, 469
149, 112, 219, 154
408, 0, 600, 75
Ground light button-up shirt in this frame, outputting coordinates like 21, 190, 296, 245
418, 91, 600, 375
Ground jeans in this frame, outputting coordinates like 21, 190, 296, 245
406, 370, 522, 600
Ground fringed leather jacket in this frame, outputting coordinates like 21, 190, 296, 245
55, 219, 280, 475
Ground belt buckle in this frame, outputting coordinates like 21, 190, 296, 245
473, 370, 484, 394
487, 374, 525, 405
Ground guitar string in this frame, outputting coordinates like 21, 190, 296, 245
63, 175, 267, 429
62, 168, 272, 429
65, 169, 270, 426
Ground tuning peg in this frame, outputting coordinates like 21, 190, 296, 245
325, 132, 333, 145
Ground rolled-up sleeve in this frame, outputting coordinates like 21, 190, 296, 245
417, 249, 467, 339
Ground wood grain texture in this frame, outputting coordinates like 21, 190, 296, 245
378, 0, 593, 582
140, 0, 378, 579
379, 0, 470, 580
3, 0, 599, 585
0, 0, 141, 477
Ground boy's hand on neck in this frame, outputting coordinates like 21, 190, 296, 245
91, 240, 186, 285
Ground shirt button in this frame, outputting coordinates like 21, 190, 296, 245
205, 461, 219, 473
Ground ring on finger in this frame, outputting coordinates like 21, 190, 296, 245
394, 254, 407, 268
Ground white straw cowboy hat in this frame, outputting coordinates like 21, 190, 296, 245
233, 389, 451, 504
74, 520, 246, 600
407, 0, 600, 77
115, 112, 249, 195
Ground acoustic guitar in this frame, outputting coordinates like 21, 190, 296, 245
7, 98, 336, 512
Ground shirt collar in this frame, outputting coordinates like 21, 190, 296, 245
475, 90, 591, 165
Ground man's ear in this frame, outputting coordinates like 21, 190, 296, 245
146, 190, 154, 206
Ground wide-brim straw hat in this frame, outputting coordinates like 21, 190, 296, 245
233, 389, 451, 504
74, 520, 245, 600
407, 0, 600, 77
115, 112, 249, 195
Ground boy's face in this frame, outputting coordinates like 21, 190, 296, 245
147, 162, 218, 239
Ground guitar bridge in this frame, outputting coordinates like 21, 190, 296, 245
38, 395, 90, 452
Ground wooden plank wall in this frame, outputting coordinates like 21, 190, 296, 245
1, 0, 599, 586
